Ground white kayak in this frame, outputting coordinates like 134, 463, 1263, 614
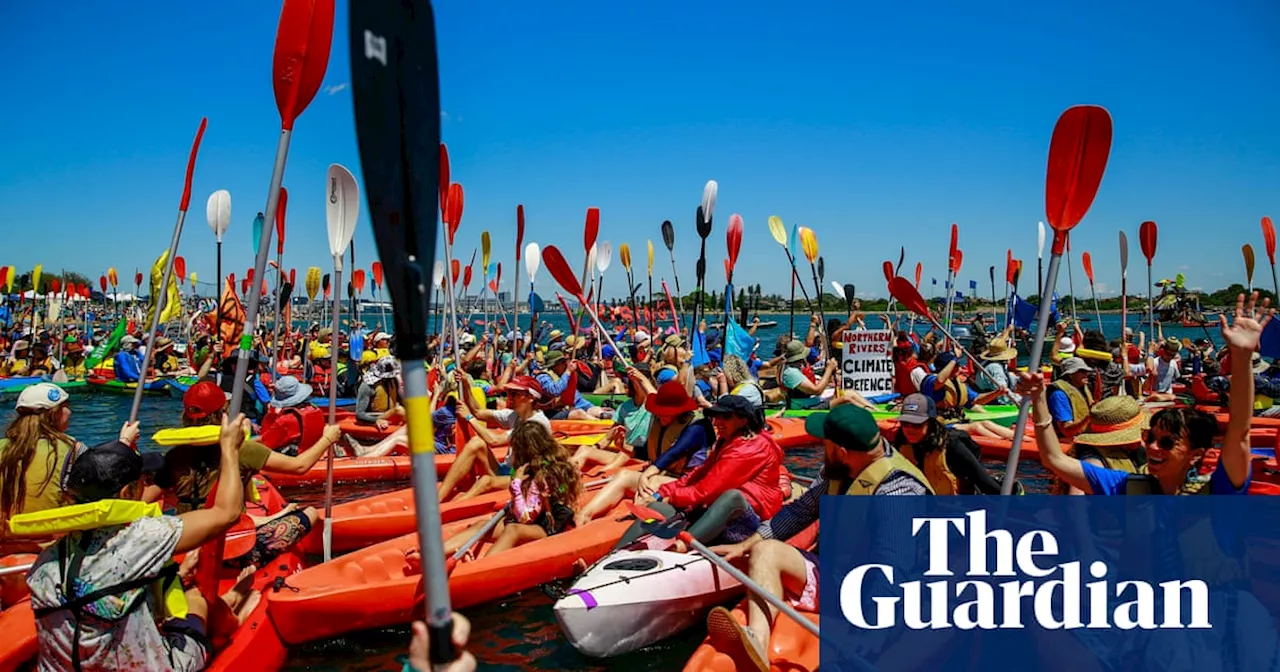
553, 548, 745, 658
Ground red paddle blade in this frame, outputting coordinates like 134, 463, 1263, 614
584, 208, 600, 254
1082, 252, 1094, 284
516, 205, 526, 260
439, 143, 450, 218
914, 262, 922, 288
177, 118, 207, 211
726, 214, 743, 271
96, 277, 104, 293
1005, 249, 1014, 284
275, 187, 288, 255
881, 261, 893, 282
246, 268, 255, 284
135, 271, 143, 287
272, 0, 334, 130
541, 245, 584, 298
450, 259, 460, 284
1263, 216, 1276, 264
948, 223, 959, 270
888, 277, 931, 319
445, 183, 464, 244
462, 264, 473, 289
951, 249, 963, 275
174, 256, 187, 281
353, 269, 366, 293
371, 262, 383, 288
1044, 105, 1112, 254
1139, 220, 1157, 264
290, 268, 297, 286
723, 258, 731, 282
624, 501, 667, 523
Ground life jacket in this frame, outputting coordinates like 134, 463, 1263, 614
898, 443, 959, 496
646, 416, 712, 474
893, 358, 927, 396
575, 361, 600, 394
541, 368, 578, 411
149, 426, 262, 509
369, 381, 401, 414
935, 376, 969, 423
828, 448, 935, 495
1050, 379, 1093, 437
9, 500, 189, 672
265, 405, 326, 453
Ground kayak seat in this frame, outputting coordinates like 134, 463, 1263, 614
339, 552, 397, 584
602, 557, 661, 572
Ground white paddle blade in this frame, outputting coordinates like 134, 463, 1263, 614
587, 243, 598, 280
432, 260, 445, 289
325, 164, 360, 257
525, 243, 541, 282
1037, 221, 1046, 259
596, 241, 612, 274
1119, 231, 1129, 278
702, 180, 718, 222
831, 281, 845, 300
206, 190, 231, 242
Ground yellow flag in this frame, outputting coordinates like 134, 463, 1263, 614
146, 250, 183, 327
4, 266, 13, 293
32, 265, 43, 294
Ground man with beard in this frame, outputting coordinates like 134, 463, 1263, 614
700, 402, 933, 671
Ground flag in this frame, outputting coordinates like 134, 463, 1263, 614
1010, 294, 1038, 330
723, 284, 757, 362
84, 319, 128, 371
969, 280, 978, 290
209, 277, 246, 358
146, 250, 183, 328
955, 291, 964, 300
932, 278, 937, 285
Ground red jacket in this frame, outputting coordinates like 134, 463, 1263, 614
658, 431, 784, 519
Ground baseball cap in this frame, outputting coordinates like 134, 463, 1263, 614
703, 395, 756, 420
898, 393, 936, 424
804, 405, 882, 452
183, 381, 228, 420
16, 383, 69, 412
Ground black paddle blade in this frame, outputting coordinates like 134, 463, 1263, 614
696, 205, 711, 239
323, 273, 331, 292
661, 219, 675, 251
349, 0, 440, 362
818, 257, 825, 284
844, 283, 855, 312
280, 281, 294, 306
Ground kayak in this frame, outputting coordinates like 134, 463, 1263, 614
682, 601, 819, 672
0, 380, 88, 401
555, 523, 818, 658
267, 498, 637, 645
294, 459, 643, 555
785, 402, 1021, 427
86, 376, 169, 395
165, 375, 357, 407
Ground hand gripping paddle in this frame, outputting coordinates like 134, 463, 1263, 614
349, 0, 457, 664
1001, 105, 1112, 495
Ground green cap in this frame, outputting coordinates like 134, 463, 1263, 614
804, 405, 882, 452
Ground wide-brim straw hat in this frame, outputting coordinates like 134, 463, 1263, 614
1074, 396, 1149, 447
980, 338, 1017, 362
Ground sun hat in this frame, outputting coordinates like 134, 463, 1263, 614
662, 334, 684, 351
1252, 353, 1270, 374
1161, 337, 1182, 354
183, 381, 228, 421
544, 350, 566, 367
548, 329, 563, 341
1059, 357, 1092, 376
503, 375, 545, 401
803, 405, 882, 453
154, 337, 175, 351
271, 375, 314, 408
645, 380, 699, 416
1074, 396, 1148, 447
980, 337, 1017, 362
1057, 337, 1077, 355
634, 330, 650, 344
12, 339, 30, 351
372, 332, 392, 342
898, 393, 936, 424
363, 356, 401, 386
318, 327, 333, 338
16, 383, 69, 412
784, 339, 808, 363
565, 334, 587, 349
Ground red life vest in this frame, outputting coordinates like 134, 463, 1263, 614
262, 405, 325, 451
894, 358, 926, 396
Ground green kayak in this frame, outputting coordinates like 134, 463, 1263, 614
0, 380, 89, 401
86, 378, 171, 396
781, 402, 1020, 427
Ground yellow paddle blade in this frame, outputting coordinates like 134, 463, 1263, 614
768, 216, 786, 246
800, 227, 818, 263
481, 231, 491, 270
619, 243, 632, 272
32, 264, 42, 293
108, 267, 118, 287
647, 240, 654, 274
306, 266, 322, 301
1244, 244, 1256, 284
189, 271, 197, 286
4, 266, 12, 293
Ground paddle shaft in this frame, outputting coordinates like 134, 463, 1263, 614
229, 130, 291, 419
1089, 280, 1103, 338
270, 251, 285, 382
1000, 251, 1064, 494
442, 238, 464, 364
450, 503, 508, 561
668, 253, 684, 323
1272, 262, 1279, 304
0, 563, 32, 577
918, 313, 1001, 388
129, 208, 187, 424
322, 263, 344, 562
686, 535, 820, 638
1147, 263, 1154, 344
574, 292, 631, 368
1066, 247, 1077, 321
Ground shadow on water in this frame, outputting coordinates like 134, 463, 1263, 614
7, 390, 1057, 670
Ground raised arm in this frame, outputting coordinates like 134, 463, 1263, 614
1016, 371, 1093, 494
1219, 292, 1270, 489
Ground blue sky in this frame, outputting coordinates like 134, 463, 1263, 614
2, 0, 1278, 302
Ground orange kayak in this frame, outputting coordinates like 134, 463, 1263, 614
264, 448, 508, 488
295, 459, 643, 555
765, 417, 811, 449
333, 414, 615, 444
683, 601, 820, 672
268, 497, 636, 645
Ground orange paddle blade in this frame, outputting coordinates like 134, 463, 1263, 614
888, 277, 931, 318
1082, 252, 1094, 284
1244, 244, 1256, 284
1263, 216, 1276, 265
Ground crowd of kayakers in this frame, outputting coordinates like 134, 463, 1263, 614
0, 283, 1271, 671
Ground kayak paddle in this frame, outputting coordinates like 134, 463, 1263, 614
229, 0, 334, 420
693, 181, 718, 333
647, 240, 655, 335
129, 117, 207, 425
1139, 220, 1157, 341
1119, 231, 1129, 349
321, 163, 359, 562
269, 187, 290, 381
513, 205, 525, 356
1001, 105, 1112, 495
525, 242, 540, 354
887, 276, 999, 386
1082, 251, 1104, 331
619, 243, 637, 336
661, 219, 684, 317
206, 189, 231, 325
349, 0, 460, 662
624, 502, 820, 639
1037, 220, 1045, 301
1065, 233, 1077, 322
1244, 244, 1256, 294
799, 226, 825, 341
596, 241, 612, 335
1264, 216, 1278, 299
542, 245, 631, 367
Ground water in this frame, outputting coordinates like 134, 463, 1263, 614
0, 389, 1060, 670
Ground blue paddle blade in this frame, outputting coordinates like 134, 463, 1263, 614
252, 212, 265, 255
788, 223, 799, 260
529, 291, 545, 313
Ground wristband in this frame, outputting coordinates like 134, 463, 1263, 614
653, 493, 663, 502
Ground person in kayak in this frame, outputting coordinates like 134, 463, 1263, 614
17, 420, 248, 672
922, 350, 1015, 439
1022, 293, 1264, 496
574, 381, 713, 528
257, 376, 326, 457
1143, 336, 1183, 402
891, 393, 1009, 495
705, 404, 933, 672
633, 395, 784, 548
112, 336, 143, 383
26, 344, 59, 377
354, 356, 403, 430
969, 330, 1020, 406
569, 363, 655, 471
437, 422, 583, 560
1046, 356, 1098, 438
3, 339, 31, 377
0, 385, 137, 552
436, 374, 553, 502
535, 350, 610, 420
60, 338, 87, 379
766, 339, 837, 410
142, 381, 338, 569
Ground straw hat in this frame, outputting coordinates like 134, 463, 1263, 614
1074, 396, 1149, 447
1253, 353, 1270, 375
564, 334, 587, 349
981, 337, 1017, 362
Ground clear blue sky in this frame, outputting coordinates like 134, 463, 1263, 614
2, 0, 1278, 303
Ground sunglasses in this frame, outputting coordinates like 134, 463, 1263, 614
1144, 431, 1179, 451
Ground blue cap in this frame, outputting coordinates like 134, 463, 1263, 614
602, 345, 616, 359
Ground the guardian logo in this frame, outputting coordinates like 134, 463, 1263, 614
840, 510, 1212, 631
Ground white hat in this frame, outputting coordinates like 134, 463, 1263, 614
634, 330, 651, 344
1057, 337, 1077, 354
16, 383, 69, 411
372, 332, 392, 342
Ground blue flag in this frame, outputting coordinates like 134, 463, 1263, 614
1010, 293, 1038, 329
969, 279, 978, 290
932, 278, 937, 285
1262, 320, 1280, 359
722, 285, 757, 363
